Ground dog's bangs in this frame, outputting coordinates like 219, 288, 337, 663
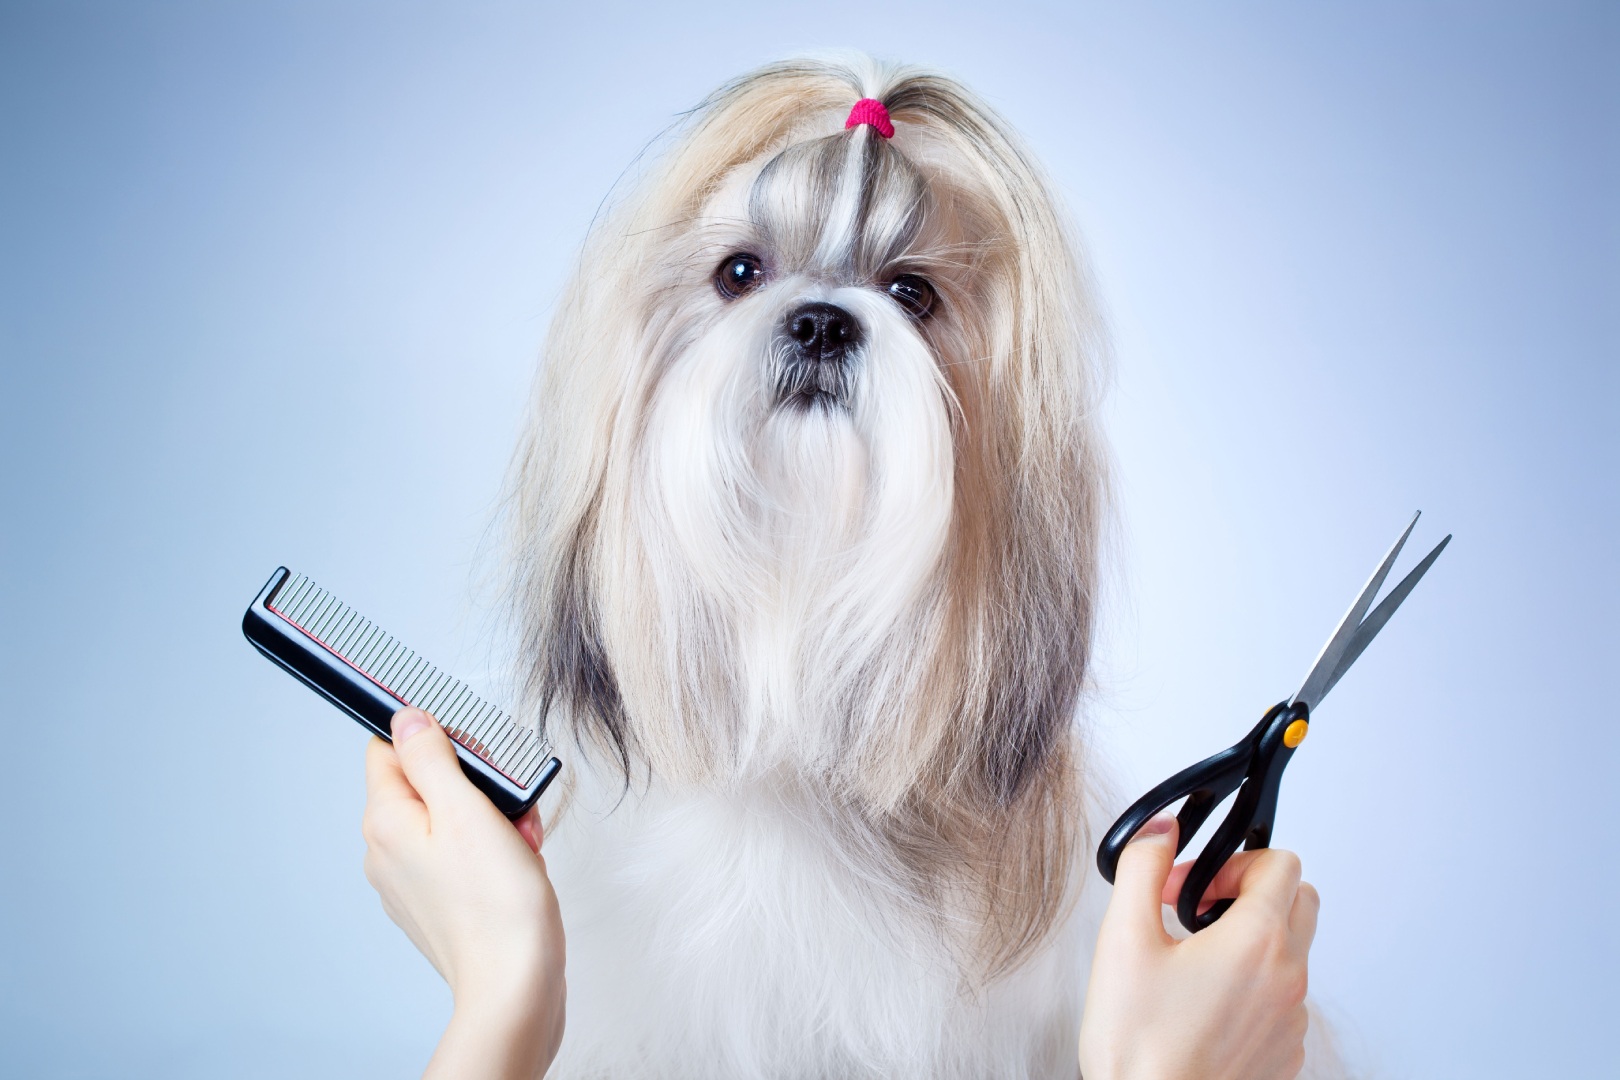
748, 129, 929, 282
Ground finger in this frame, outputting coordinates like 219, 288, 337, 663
389, 708, 479, 816
1105, 814, 1179, 945
1289, 880, 1320, 951
362, 736, 426, 844
515, 806, 544, 855
365, 735, 421, 807
1162, 848, 1269, 911
1229, 847, 1304, 922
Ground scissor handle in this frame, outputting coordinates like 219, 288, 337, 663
1097, 701, 1307, 933
1096, 732, 1259, 885
1174, 701, 1306, 932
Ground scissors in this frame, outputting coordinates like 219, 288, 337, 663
1096, 512, 1450, 933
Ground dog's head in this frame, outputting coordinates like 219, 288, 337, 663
511, 57, 1107, 955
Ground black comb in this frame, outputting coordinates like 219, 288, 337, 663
243, 566, 560, 818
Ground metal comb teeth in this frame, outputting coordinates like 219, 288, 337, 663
268, 574, 550, 787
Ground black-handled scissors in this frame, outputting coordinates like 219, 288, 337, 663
1096, 512, 1451, 933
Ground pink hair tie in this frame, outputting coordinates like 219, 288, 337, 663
845, 98, 894, 139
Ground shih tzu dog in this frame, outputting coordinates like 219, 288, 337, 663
506, 54, 1109, 1079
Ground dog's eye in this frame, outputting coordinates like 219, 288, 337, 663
715, 253, 766, 300
887, 274, 937, 319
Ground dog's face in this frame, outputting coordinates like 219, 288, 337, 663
701, 135, 946, 418
677, 128, 969, 419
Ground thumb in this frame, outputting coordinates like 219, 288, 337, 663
1105, 813, 1179, 943
389, 708, 474, 813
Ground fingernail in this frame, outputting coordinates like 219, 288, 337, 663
1130, 813, 1175, 843
392, 708, 431, 742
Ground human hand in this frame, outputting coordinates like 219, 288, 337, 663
362, 708, 565, 1080
1078, 815, 1319, 1080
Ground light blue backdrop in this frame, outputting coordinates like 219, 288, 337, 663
2, 3, 1612, 1076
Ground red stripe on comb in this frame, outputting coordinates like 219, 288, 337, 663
845, 98, 894, 139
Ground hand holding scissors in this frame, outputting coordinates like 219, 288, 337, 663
1097, 512, 1450, 934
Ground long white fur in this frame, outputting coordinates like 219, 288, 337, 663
542, 775, 1095, 1078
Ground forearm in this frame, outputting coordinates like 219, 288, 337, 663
424, 991, 561, 1080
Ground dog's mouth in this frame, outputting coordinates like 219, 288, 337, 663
774, 355, 852, 411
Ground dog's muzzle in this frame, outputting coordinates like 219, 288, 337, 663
775, 301, 861, 409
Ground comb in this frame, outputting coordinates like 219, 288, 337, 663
242, 566, 560, 818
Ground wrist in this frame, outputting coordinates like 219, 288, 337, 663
452, 956, 559, 1031
452, 988, 540, 1035
450, 924, 559, 1007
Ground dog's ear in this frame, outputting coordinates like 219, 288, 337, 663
938, 397, 1103, 812
972, 501, 1101, 806
537, 515, 634, 784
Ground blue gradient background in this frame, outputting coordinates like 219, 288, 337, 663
1, 3, 1612, 1076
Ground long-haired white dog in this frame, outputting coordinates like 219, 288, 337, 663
506, 54, 1110, 1079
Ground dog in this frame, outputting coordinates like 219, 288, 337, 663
505, 53, 1111, 1079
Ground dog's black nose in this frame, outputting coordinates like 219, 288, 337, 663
786, 302, 861, 363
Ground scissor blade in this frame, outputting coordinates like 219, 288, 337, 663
1290, 512, 1420, 711
1316, 533, 1450, 703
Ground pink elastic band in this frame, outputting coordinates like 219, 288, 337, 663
845, 98, 894, 139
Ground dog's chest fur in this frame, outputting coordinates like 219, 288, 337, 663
542, 776, 1089, 1080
